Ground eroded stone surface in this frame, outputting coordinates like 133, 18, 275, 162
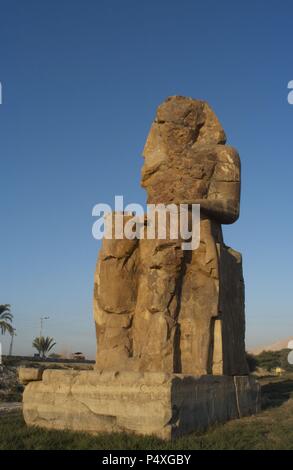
142, 96, 240, 224
22, 370, 260, 439
94, 96, 248, 376
18, 367, 43, 385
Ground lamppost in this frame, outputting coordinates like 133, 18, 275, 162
40, 316, 50, 337
9, 329, 17, 356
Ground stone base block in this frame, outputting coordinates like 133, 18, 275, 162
22, 369, 261, 439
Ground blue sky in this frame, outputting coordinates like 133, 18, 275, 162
0, 0, 293, 357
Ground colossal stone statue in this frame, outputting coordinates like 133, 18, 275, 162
94, 96, 248, 376
22, 97, 259, 439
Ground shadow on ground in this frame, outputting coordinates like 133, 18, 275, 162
261, 378, 293, 409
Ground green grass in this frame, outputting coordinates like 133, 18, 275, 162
1, 375, 293, 450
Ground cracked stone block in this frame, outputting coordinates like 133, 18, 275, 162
22, 370, 260, 439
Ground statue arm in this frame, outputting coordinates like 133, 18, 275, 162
199, 150, 241, 224
191, 196, 240, 224
182, 176, 240, 224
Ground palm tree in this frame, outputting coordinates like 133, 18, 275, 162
32, 336, 56, 358
0, 304, 14, 335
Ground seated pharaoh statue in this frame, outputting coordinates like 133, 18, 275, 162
94, 96, 248, 376
21, 97, 259, 439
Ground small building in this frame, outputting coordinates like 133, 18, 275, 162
70, 352, 85, 361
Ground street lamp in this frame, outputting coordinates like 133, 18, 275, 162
40, 316, 50, 337
9, 329, 17, 356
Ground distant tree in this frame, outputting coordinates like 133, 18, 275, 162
253, 349, 293, 372
0, 304, 14, 335
32, 336, 56, 359
254, 350, 280, 371
280, 349, 293, 372
49, 353, 61, 359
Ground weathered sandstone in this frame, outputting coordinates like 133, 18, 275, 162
22, 96, 259, 438
94, 96, 248, 376
23, 369, 260, 439
18, 367, 43, 385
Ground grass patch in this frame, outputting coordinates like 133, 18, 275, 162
1, 375, 293, 450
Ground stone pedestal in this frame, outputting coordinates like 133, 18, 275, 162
22, 369, 260, 440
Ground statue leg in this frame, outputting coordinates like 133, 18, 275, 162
94, 235, 139, 370
132, 237, 184, 372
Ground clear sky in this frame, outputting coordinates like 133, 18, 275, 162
0, 0, 293, 357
